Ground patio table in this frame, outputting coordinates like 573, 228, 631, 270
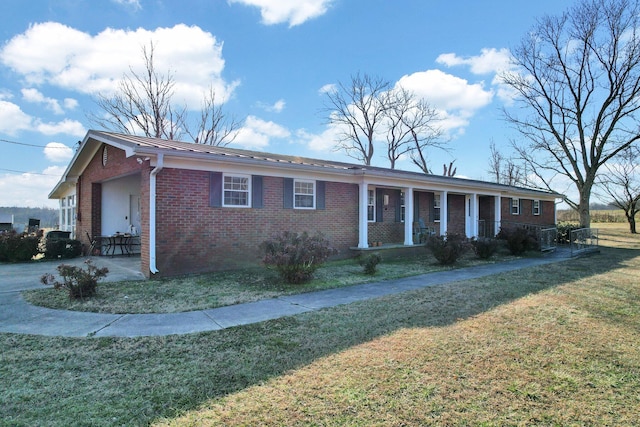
100, 234, 133, 256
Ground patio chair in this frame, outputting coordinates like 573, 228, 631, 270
86, 231, 97, 256
415, 218, 436, 243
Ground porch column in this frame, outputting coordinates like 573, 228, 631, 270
440, 190, 448, 236
494, 195, 501, 237
404, 187, 414, 245
466, 193, 478, 238
358, 181, 369, 248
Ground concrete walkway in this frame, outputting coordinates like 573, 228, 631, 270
0, 252, 571, 338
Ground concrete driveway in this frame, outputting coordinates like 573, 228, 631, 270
0, 255, 144, 293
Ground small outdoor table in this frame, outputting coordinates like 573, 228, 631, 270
101, 234, 132, 256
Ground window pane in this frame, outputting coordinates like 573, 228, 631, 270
295, 195, 314, 208
224, 176, 248, 191
224, 191, 248, 206
368, 205, 375, 221
223, 175, 249, 206
295, 181, 313, 194
294, 181, 314, 208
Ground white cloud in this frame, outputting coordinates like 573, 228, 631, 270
63, 98, 78, 110
436, 48, 512, 75
398, 69, 493, 112
229, 0, 333, 27
436, 48, 517, 104
233, 115, 290, 150
396, 69, 493, 135
21, 88, 64, 114
299, 124, 341, 153
0, 22, 238, 108
270, 99, 286, 113
318, 83, 336, 94
0, 166, 63, 208
112, 0, 142, 11
36, 119, 86, 137
0, 100, 32, 134
43, 142, 74, 163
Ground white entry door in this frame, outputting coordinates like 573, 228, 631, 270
130, 194, 141, 234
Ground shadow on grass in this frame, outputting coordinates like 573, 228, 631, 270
1, 246, 638, 426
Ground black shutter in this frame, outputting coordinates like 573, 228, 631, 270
414, 192, 420, 221
395, 190, 401, 222
375, 188, 384, 222
210, 172, 222, 207
316, 181, 326, 210
252, 175, 263, 208
283, 178, 293, 209
540, 200, 543, 215
508, 198, 513, 215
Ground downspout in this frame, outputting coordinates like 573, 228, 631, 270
149, 153, 163, 274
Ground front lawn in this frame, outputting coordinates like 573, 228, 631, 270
23, 248, 519, 314
1, 224, 638, 426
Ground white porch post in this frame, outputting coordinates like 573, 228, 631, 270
494, 195, 502, 237
404, 187, 414, 245
358, 182, 369, 248
466, 193, 478, 238
440, 190, 448, 236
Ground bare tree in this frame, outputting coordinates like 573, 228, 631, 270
597, 147, 640, 233
487, 141, 524, 185
185, 87, 241, 146
92, 42, 240, 146
442, 161, 457, 177
92, 42, 186, 140
385, 87, 445, 171
323, 73, 392, 165
502, 0, 640, 227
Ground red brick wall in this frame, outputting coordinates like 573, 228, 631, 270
501, 197, 555, 226
368, 189, 404, 244
154, 171, 359, 276
447, 194, 466, 235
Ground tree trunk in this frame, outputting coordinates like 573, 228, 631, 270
627, 214, 637, 234
578, 190, 591, 229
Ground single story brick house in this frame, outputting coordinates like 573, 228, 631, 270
49, 130, 559, 278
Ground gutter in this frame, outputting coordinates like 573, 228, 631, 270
149, 153, 163, 274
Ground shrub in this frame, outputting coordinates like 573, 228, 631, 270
556, 221, 582, 244
426, 232, 469, 265
0, 231, 41, 262
40, 259, 109, 299
359, 253, 382, 275
44, 238, 82, 259
498, 227, 537, 255
471, 237, 500, 259
262, 231, 337, 284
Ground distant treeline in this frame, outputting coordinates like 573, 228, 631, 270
0, 207, 59, 228
557, 209, 627, 223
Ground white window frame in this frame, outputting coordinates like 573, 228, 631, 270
367, 189, 375, 222
294, 179, 315, 209
511, 198, 520, 215
222, 174, 251, 208
533, 199, 541, 216
433, 194, 441, 222
59, 194, 76, 235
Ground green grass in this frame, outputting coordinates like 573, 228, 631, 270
2, 224, 639, 426
22, 249, 519, 313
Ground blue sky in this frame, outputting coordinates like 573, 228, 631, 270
0, 0, 571, 208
